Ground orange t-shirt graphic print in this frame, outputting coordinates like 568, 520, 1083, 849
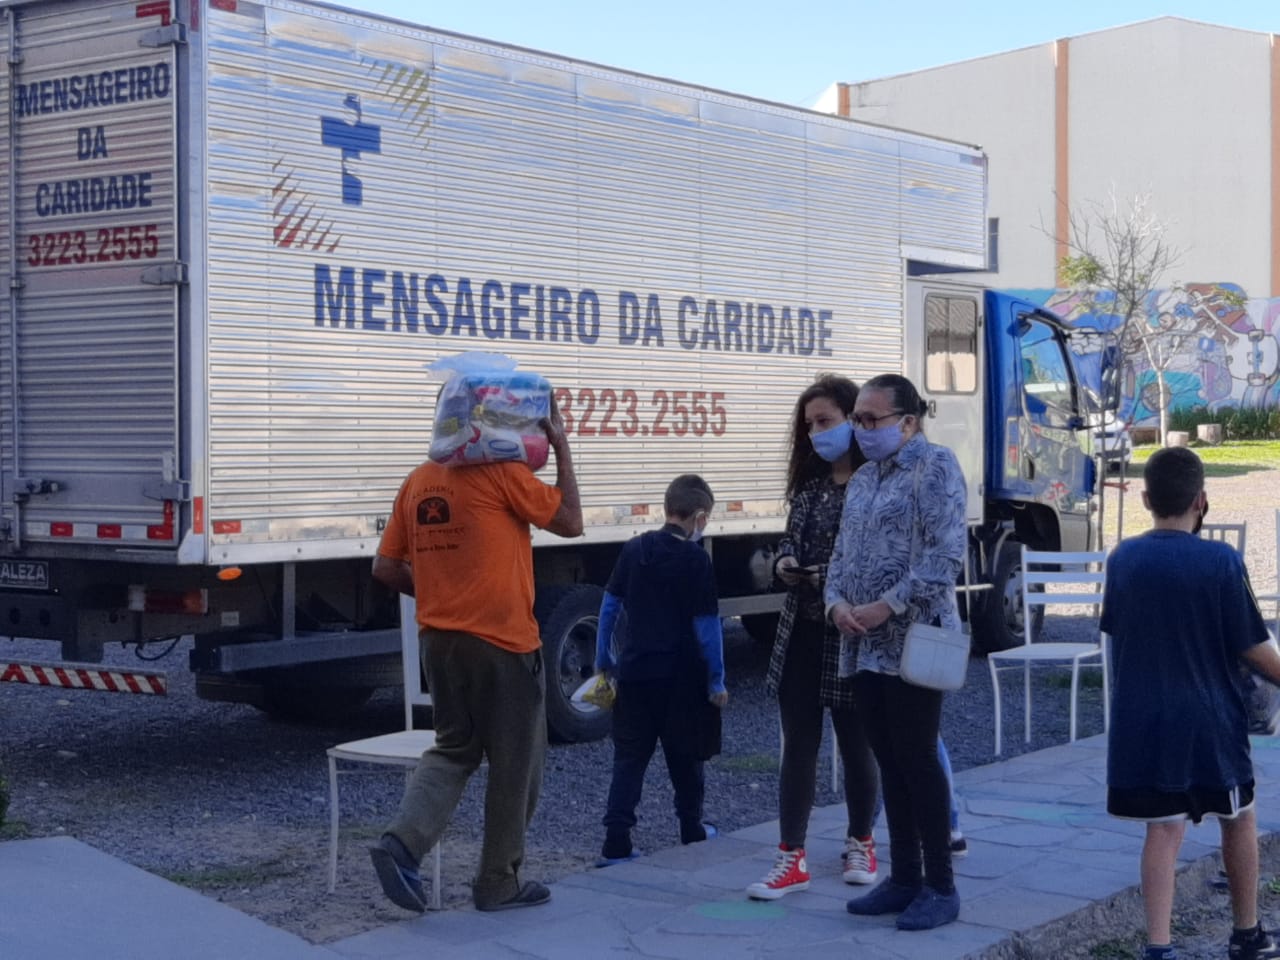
379, 460, 561, 653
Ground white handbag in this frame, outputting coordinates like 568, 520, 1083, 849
899, 621, 970, 691
895, 454, 970, 691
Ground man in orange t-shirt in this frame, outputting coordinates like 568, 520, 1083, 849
369, 398, 582, 914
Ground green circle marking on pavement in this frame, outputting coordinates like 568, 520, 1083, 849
695, 901, 787, 921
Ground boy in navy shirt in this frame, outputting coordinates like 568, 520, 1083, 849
1104, 447, 1280, 960
594, 474, 728, 865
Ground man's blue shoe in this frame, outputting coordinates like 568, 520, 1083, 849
369, 833, 427, 913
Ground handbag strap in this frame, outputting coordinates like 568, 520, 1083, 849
908, 449, 926, 566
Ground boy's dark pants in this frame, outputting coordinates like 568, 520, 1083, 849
387, 629, 546, 908
602, 677, 706, 857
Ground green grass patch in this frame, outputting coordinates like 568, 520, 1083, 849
717, 752, 778, 774
1130, 440, 1280, 475
0, 820, 30, 840
159, 855, 299, 890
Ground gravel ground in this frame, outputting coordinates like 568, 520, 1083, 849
0, 467, 1276, 954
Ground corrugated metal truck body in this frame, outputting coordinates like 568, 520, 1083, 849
0, 0, 999, 737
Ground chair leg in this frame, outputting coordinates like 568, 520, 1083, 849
328, 756, 340, 893
831, 714, 840, 793
1068, 663, 1079, 743
1023, 658, 1032, 744
989, 658, 1003, 756
431, 842, 442, 910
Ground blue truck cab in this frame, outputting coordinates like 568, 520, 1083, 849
905, 281, 1120, 652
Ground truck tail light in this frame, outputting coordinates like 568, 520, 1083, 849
127, 585, 208, 615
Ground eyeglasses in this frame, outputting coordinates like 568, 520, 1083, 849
852, 411, 903, 430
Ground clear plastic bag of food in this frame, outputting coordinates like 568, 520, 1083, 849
427, 352, 551, 470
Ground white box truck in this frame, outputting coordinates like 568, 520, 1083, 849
0, 0, 1113, 741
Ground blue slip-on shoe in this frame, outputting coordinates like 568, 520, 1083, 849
846, 879, 920, 916
475, 880, 552, 911
594, 850, 643, 868
368, 833, 427, 913
895, 885, 961, 931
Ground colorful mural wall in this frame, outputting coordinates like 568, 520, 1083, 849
1017, 285, 1280, 427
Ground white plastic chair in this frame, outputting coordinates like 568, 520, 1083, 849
327, 594, 441, 907
1200, 522, 1247, 555
1256, 510, 1280, 639
987, 547, 1110, 755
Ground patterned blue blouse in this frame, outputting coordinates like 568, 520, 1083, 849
824, 431, 967, 678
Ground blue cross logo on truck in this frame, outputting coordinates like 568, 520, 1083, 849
320, 94, 381, 206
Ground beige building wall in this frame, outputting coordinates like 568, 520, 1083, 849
833, 17, 1279, 298
1066, 19, 1271, 293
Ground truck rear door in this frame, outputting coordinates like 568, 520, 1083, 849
1, 0, 182, 550
905, 280, 984, 525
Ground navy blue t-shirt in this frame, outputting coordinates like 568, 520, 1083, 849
606, 524, 719, 684
1102, 529, 1270, 792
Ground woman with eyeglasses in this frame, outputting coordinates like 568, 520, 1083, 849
825, 373, 967, 932
746, 374, 881, 901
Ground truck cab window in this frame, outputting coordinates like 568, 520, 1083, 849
1019, 318, 1076, 426
924, 295, 978, 394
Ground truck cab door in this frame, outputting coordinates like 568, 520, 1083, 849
905, 282, 984, 526
1014, 313, 1093, 550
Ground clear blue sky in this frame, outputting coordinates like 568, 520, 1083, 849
337, 0, 1276, 106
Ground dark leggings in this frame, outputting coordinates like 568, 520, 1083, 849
777, 618, 879, 848
853, 669, 953, 893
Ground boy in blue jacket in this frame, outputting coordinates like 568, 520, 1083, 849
594, 474, 728, 866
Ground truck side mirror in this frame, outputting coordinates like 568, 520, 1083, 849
1099, 344, 1123, 412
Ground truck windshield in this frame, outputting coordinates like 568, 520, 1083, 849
1020, 319, 1077, 426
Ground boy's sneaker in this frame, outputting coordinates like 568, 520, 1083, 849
841, 835, 878, 884
1228, 924, 1280, 959
950, 831, 969, 858
680, 822, 718, 845
746, 845, 810, 900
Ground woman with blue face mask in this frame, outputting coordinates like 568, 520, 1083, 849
827, 373, 968, 932
747, 375, 882, 901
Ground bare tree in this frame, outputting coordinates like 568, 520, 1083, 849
1056, 190, 1191, 445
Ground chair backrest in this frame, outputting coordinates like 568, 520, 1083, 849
399, 594, 433, 730
1020, 547, 1108, 643
1200, 522, 1247, 556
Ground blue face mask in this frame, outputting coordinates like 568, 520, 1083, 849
853, 422, 904, 462
810, 421, 853, 462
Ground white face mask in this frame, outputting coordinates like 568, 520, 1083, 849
690, 511, 708, 542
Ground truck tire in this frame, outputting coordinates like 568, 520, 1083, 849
536, 584, 611, 744
971, 540, 1041, 654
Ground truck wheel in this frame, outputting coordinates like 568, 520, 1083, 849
536, 584, 611, 744
741, 612, 780, 645
971, 540, 1041, 654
